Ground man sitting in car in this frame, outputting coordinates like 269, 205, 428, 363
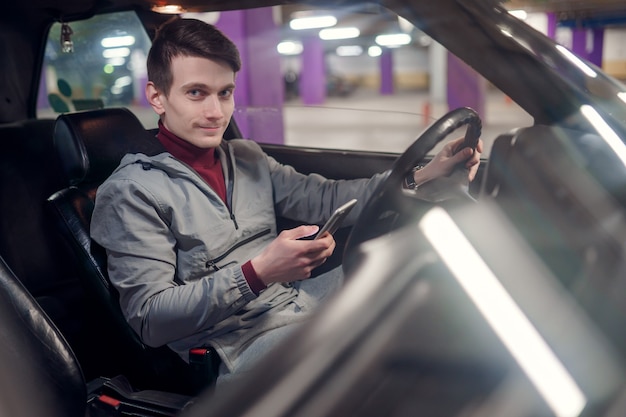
91, 17, 482, 386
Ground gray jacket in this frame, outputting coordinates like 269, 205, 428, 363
91, 138, 386, 370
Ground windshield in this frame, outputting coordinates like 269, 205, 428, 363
37, 5, 536, 157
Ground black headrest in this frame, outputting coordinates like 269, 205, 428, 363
53, 108, 165, 186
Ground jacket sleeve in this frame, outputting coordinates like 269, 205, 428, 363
91, 177, 256, 348
264, 153, 388, 225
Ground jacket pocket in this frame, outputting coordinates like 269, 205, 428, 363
205, 228, 271, 271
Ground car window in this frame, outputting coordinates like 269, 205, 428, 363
38, 12, 157, 126
37, 7, 533, 157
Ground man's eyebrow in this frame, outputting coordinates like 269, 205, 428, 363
182, 82, 236, 91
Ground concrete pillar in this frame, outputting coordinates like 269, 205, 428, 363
588, 28, 605, 68
429, 41, 447, 107
571, 27, 588, 60
299, 35, 326, 105
571, 26, 605, 68
380, 48, 393, 95
547, 12, 557, 40
447, 53, 486, 118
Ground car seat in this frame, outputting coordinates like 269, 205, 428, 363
0, 253, 195, 417
46, 108, 220, 395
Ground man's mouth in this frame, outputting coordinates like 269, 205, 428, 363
199, 125, 222, 132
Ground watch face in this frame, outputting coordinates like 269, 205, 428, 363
406, 170, 418, 189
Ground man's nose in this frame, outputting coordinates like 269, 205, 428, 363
203, 95, 223, 118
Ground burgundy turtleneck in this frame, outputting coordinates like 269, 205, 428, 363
156, 121, 227, 205
156, 121, 266, 295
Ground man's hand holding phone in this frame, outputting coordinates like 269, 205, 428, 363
313, 198, 357, 240
251, 199, 357, 284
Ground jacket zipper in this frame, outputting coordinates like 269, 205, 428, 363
206, 228, 271, 271
222, 141, 238, 230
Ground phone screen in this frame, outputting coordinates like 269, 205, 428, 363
314, 199, 358, 240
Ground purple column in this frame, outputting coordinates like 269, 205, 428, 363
588, 28, 604, 68
547, 12, 557, 40
571, 27, 588, 61
217, 8, 285, 144
380, 49, 393, 95
446, 53, 485, 117
216, 11, 251, 137
299, 35, 326, 105
569, 27, 604, 69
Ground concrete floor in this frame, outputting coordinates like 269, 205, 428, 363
283, 88, 534, 156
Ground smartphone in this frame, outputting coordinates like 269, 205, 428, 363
314, 199, 358, 240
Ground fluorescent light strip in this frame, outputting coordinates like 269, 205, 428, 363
319, 27, 360, 40
375, 33, 411, 47
102, 47, 130, 58
101, 35, 135, 48
419, 208, 586, 417
277, 40, 303, 55
290, 15, 337, 30
368, 45, 382, 57
336, 45, 363, 57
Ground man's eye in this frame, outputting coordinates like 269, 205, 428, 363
188, 89, 203, 97
219, 89, 233, 99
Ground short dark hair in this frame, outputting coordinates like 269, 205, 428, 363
147, 18, 242, 95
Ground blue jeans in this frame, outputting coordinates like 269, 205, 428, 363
215, 266, 344, 388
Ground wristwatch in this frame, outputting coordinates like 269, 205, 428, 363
405, 165, 425, 189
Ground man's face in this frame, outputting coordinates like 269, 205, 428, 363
147, 55, 235, 148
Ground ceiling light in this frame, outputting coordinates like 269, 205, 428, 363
277, 41, 303, 55
290, 15, 337, 30
368, 45, 382, 57
375, 33, 411, 47
151, 4, 186, 14
106, 57, 126, 66
101, 35, 135, 48
336, 45, 363, 57
319, 27, 360, 40
102, 47, 131, 58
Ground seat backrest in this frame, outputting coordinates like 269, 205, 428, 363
46, 108, 202, 394
0, 256, 86, 417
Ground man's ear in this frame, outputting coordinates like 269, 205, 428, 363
146, 81, 165, 115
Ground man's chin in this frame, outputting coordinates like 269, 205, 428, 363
192, 135, 223, 149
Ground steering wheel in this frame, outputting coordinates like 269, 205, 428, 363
343, 107, 481, 273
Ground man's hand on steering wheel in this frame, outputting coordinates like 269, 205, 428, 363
344, 107, 484, 269
414, 136, 484, 187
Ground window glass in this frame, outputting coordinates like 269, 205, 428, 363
38, 7, 532, 156
190, 5, 531, 157
38, 12, 157, 128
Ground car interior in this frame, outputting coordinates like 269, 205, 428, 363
2, 0, 626, 416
